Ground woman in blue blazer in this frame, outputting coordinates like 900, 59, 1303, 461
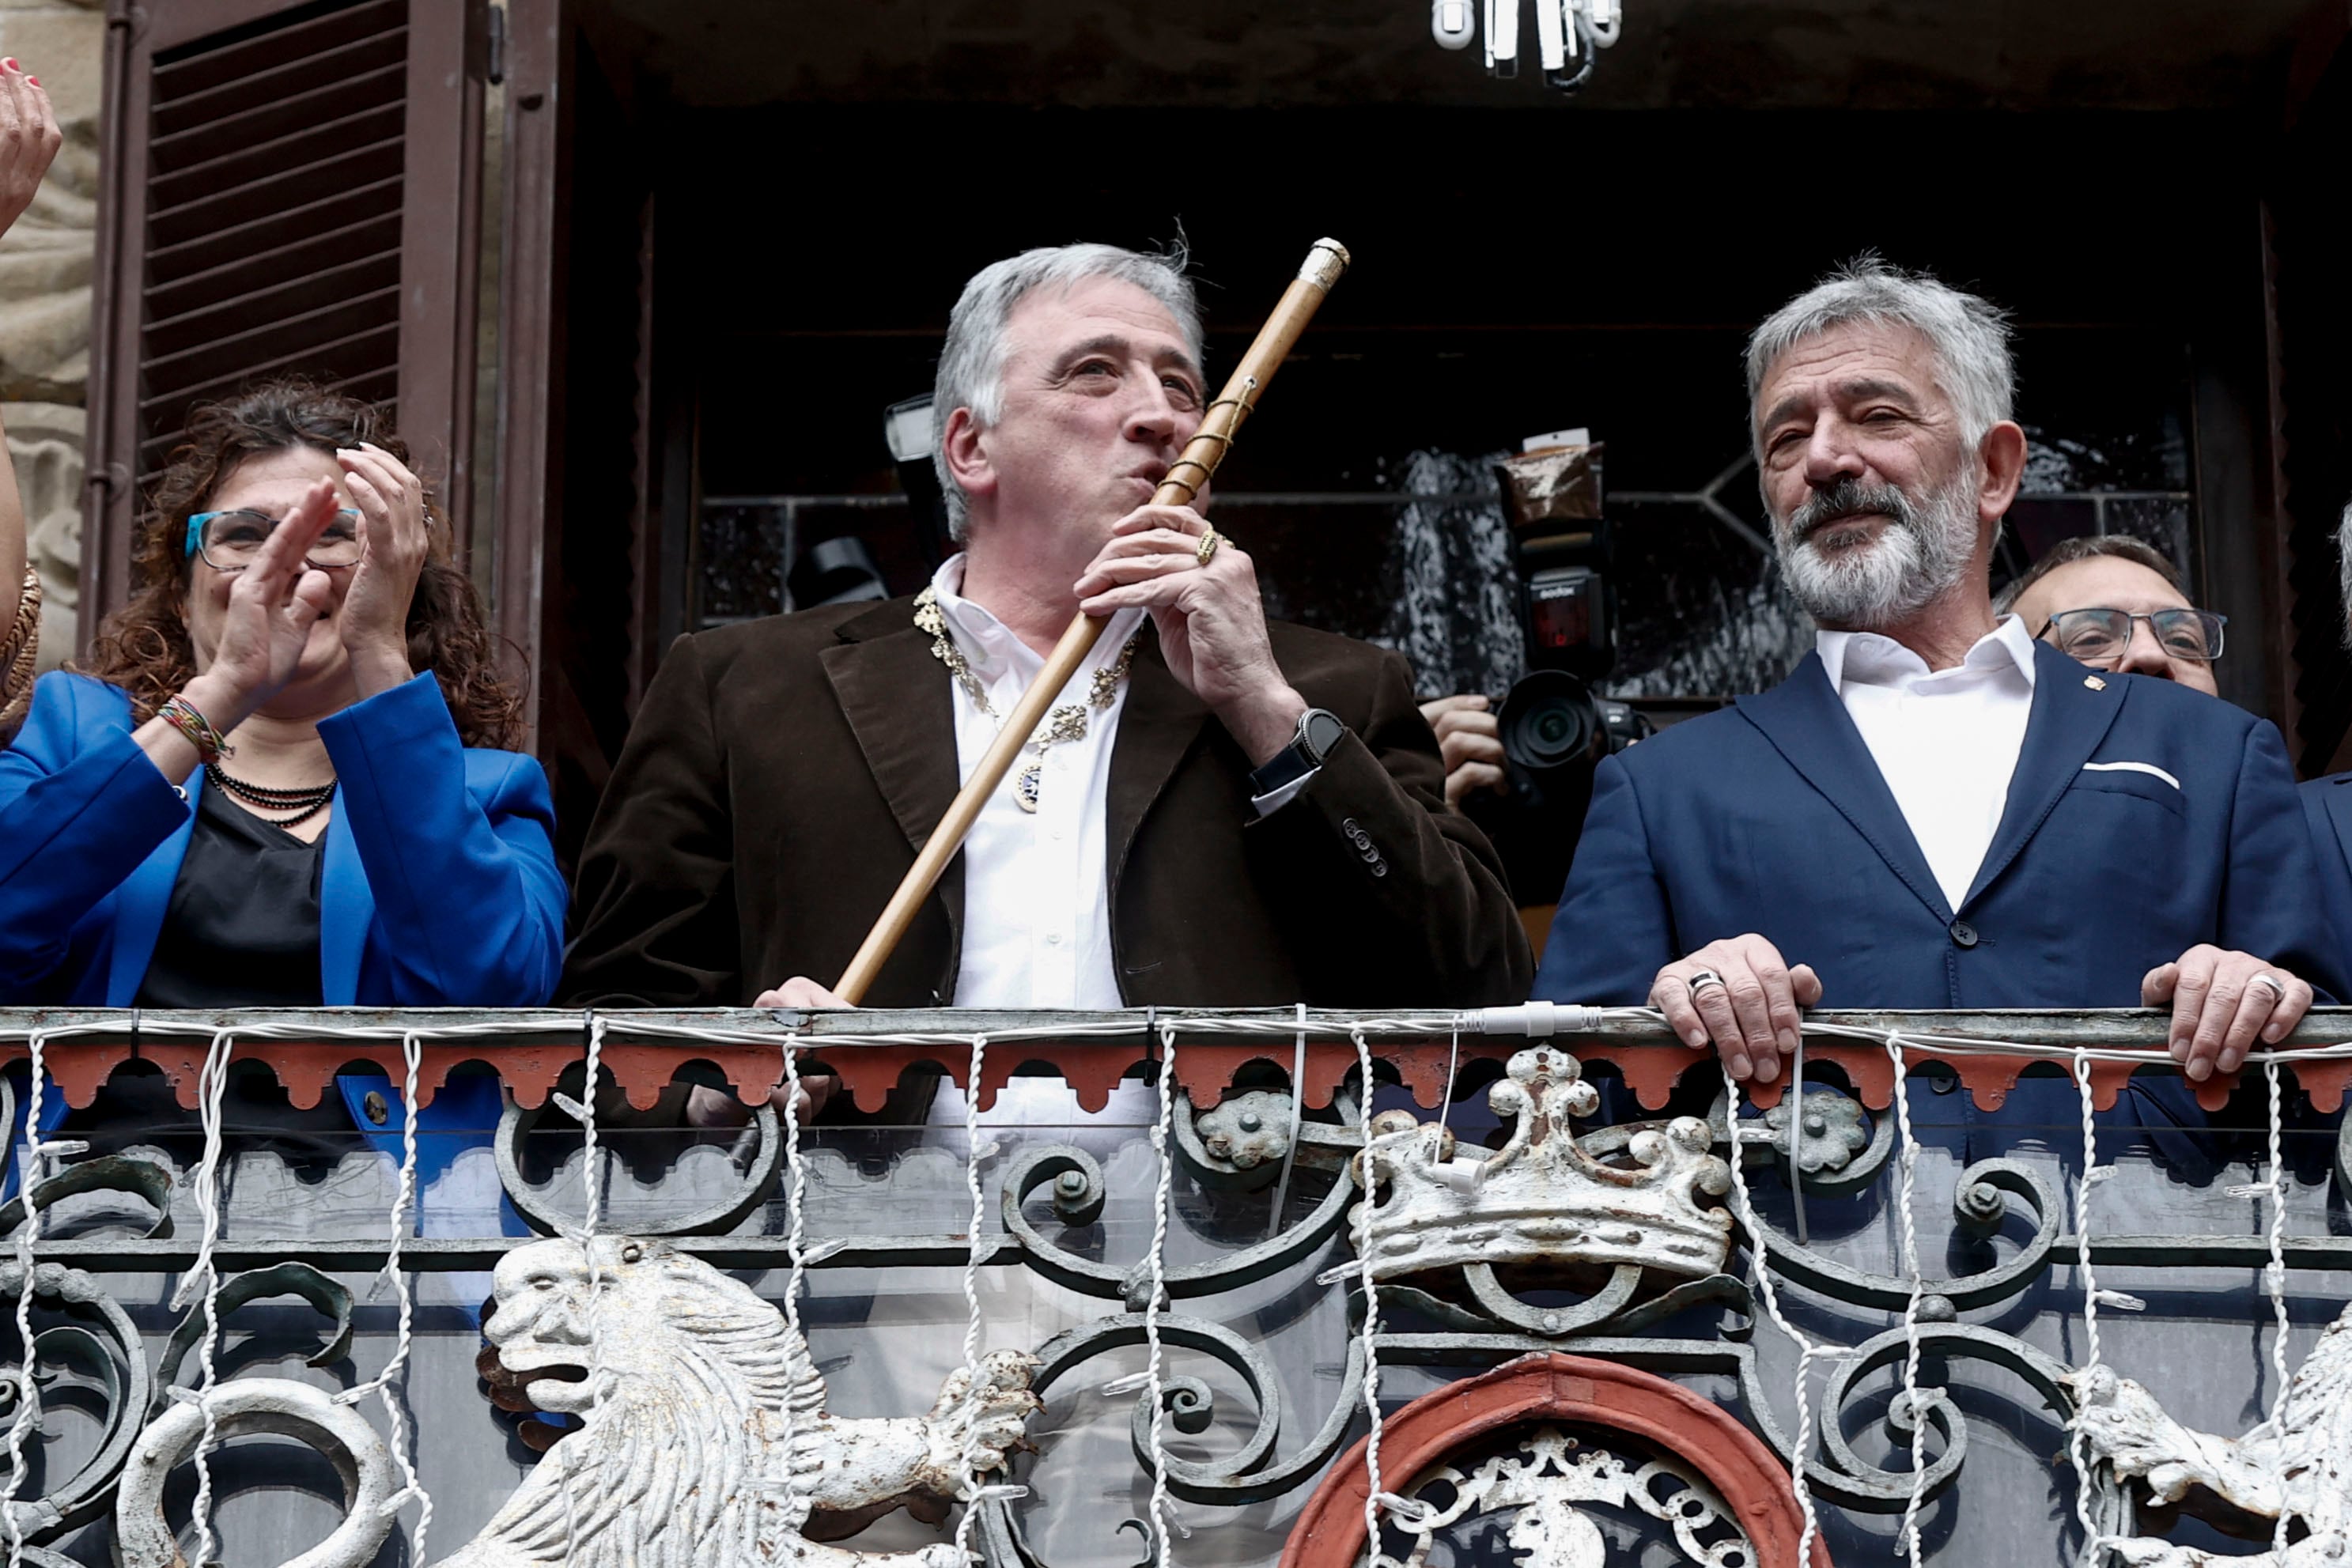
0, 380, 562, 1011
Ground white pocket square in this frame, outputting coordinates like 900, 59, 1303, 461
2082, 760, 2181, 790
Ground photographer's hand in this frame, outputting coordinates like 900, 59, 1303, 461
1651, 934, 1821, 1084
1420, 694, 1507, 807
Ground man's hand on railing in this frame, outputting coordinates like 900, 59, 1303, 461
754, 975, 852, 1010
2142, 945, 2314, 1082
680, 975, 855, 1127
1649, 933, 1821, 1085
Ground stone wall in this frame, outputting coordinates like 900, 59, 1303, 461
0, 0, 96, 667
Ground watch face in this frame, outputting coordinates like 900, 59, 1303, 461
1303, 708, 1347, 761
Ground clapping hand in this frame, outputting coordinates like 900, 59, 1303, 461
0, 59, 59, 241
334, 442, 429, 696
0, 59, 55, 672
189, 481, 340, 728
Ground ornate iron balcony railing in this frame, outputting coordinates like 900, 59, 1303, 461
0, 1004, 2341, 1568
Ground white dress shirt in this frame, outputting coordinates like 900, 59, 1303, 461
929, 556, 1145, 1010
1814, 616, 2039, 912
928, 556, 1322, 1007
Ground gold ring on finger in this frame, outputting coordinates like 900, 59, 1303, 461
1195, 527, 1222, 567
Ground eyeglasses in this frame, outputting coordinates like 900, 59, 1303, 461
183, 508, 364, 573
2038, 606, 2227, 665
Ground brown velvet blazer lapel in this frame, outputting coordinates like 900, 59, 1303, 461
1106, 630, 1212, 913
819, 599, 966, 977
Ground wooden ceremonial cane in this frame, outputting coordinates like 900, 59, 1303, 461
832, 237, 1352, 1003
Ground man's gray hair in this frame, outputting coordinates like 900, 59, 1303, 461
932, 243, 1203, 538
2339, 497, 2352, 651
1745, 255, 2017, 456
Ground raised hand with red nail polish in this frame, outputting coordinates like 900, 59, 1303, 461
0, 56, 59, 237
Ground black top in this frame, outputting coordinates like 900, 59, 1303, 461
133, 784, 326, 1009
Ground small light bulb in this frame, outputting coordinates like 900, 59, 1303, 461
1431, 0, 1474, 48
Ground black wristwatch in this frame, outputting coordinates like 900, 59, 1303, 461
1249, 707, 1347, 797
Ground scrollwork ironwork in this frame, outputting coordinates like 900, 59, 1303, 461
1000, 1142, 1357, 1308
497, 1093, 785, 1237
0, 1259, 150, 1543
0, 1008, 2328, 1568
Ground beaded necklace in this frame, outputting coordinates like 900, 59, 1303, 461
205, 764, 338, 828
914, 585, 1140, 813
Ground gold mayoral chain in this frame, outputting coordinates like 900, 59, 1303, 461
915, 586, 1141, 813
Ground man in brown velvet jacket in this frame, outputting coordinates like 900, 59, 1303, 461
562, 243, 1530, 1012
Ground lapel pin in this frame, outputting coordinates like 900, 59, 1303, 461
2084, 675, 2108, 691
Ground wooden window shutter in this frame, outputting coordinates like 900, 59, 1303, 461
493, 0, 673, 793
81, 0, 487, 635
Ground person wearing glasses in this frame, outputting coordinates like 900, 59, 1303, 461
1998, 535, 2222, 697
1540, 259, 2342, 1116
0, 379, 562, 1031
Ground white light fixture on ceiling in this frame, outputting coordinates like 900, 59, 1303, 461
1434, 0, 1620, 90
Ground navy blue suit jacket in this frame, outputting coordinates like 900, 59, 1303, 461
0, 671, 565, 1007
2301, 773, 2352, 981
1539, 640, 2345, 1027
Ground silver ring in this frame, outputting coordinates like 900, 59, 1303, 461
1687, 969, 1726, 998
2251, 972, 2289, 1003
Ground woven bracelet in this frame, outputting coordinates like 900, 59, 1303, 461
157, 693, 233, 763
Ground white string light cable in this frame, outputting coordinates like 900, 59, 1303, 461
2211, 1069, 2299, 1558
1141, 1021, 1179, 1566
0, 1033, 36, 1568
331, 1031, 433, 1561
573, 1014, 608, 1235
552, 1011, 611, 1563
1, 1033, 78, 1568
18, 1003, 2352, 1075
1720, 1067, 1826, 1568
172, 1028, 238, 1568
952, 1033, 1026, 1561
1098, 1019, 1192, 1555
771, 1033, 811, 1524
1347, 1023, 1433, 1553
2064, 1045, 2138, 1564
2248, 1060, 2293, 1559
1884, 1036, 1929, 1568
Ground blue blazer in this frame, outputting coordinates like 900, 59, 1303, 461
1540, 642, 2346, 1011
2301, 773, 2352, 980
0, 670, 565, 1007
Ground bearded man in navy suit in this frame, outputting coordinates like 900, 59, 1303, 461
1538, 259, 2344, 1101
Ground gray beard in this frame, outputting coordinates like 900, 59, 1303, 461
1773, 474, 1980, 630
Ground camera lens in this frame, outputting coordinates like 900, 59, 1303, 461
1499, 670, 1598, 773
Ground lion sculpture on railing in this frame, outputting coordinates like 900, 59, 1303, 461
2067, 1298, 2352, 1567
115, 1234, 1043, 1568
